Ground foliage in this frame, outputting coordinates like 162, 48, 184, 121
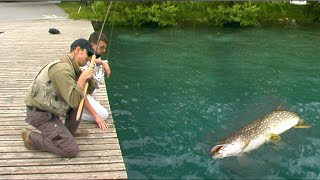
92, 1, 178, 27
207, 2, 260, 27
257, 1, 320, 25
58, 1, 320, 28
57, 2, 98, 20
174, 2, 215, 25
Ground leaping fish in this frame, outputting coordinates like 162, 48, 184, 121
210, 109, 310, 159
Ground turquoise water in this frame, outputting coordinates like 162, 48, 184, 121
105, 26, 320, 179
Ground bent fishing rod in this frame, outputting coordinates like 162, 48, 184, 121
76, 1, 113, 121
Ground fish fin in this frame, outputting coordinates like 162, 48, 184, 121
294, 121, 311, 128
241, 141, 250, 152
276, 103, 285, 111
269, 133, 281, 143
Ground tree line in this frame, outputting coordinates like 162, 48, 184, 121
62, 1, 320, 27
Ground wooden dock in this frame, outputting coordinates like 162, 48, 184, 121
0, 18, 127, 179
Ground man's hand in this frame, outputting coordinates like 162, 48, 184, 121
77, 67, 94, 90
94, 115, 108, 130
81, 67, 94, 80
102, 62, 111, 78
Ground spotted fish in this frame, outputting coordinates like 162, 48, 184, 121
210, 110, 310, 159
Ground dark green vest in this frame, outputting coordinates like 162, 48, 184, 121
25, 60, 70, 117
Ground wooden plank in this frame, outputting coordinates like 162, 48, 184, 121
0, 100, 110, 106
0, 138, 120, 147
0, 133, 119, 141
0, 157, 124, 169
0, 120, 114, 125
0, 128, 117, 135
0, 163, 126, 175
0, 171, 127, 179
0, 143, 121, 153
0, 156, 124, 167
0, 150, 123, 159
0, 123, 115, 128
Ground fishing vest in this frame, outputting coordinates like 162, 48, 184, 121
25, 60, 70, 117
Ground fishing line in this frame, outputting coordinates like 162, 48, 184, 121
106, 12, 115, 60
76, 0, 113, 121
95, 1, 113, 54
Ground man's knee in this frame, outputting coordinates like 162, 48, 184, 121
101, 109, 109, 120
64, 145, 79, 158
52, 133, 80, 158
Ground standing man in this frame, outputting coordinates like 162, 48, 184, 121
22, 38, 94, 158
81, 31, 110, 130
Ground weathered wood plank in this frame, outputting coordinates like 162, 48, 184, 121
0, 150, 123, 159
0, 171, 127, 179
0, 138, 120, 147
0, 124, 115, 129
0, 143, 121, 153
0, 100, 111, 107
0, 120, 114, 126
8, 119, 112, 128
0, 133, 119, 141
0, 156, 124, 167
0, 128, 117, 135
0, 163, 126, 175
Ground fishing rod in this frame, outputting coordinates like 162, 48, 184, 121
76, 1, 113, 121
106, 12, 115, 60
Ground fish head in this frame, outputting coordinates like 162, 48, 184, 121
210, 142, 242, 159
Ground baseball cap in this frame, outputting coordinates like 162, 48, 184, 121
70, 38, 95, 57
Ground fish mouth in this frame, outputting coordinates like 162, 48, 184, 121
209, 145, 224, 156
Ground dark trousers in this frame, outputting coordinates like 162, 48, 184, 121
25, 106, 80, 158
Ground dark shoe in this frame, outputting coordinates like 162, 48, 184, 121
22, 128, 34, 150
74, 129, 89, 137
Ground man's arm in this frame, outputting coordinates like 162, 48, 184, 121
49, 67, 83, 108
95, 58, 111, 78
49, 64, 93, 108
